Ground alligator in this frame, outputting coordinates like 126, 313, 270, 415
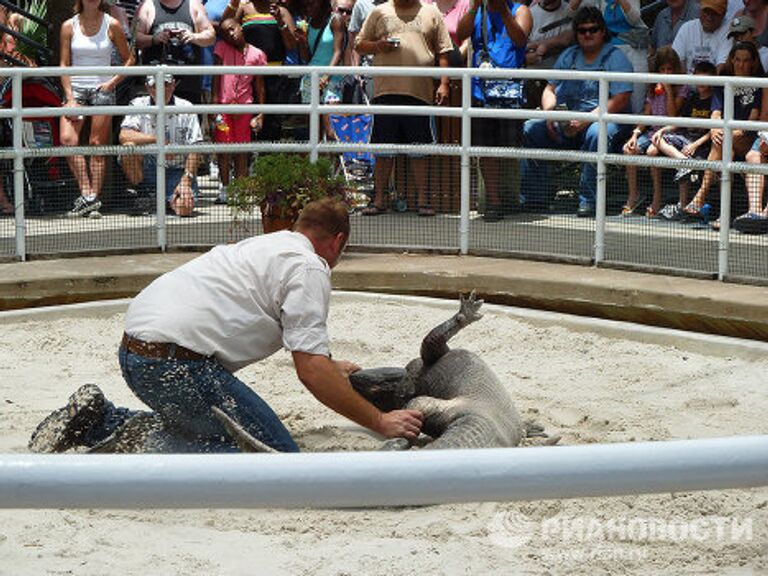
348, 291, 534, 450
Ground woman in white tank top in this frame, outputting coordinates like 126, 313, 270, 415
60, 0, 134, 219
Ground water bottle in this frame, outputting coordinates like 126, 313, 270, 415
215, 114, 230, 135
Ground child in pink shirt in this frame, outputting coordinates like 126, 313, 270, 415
213, 18, 267, 204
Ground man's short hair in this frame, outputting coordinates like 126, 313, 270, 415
572, 6, 607, 33
295, 198, 350, 239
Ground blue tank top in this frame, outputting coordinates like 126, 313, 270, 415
307, 17, 334, 66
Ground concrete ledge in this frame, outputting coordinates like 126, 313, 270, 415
2, 252, 768, 341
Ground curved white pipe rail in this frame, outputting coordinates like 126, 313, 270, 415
1, 436, 766, 509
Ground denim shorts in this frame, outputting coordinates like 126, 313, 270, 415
72, 86, 116, 107
142, 156, 200, 202
636, 132, 653, 154
663, 132, 711, 158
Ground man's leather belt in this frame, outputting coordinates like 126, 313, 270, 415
121, 333, 208, 361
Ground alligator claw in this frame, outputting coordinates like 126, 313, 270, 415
459, 290, 483, 325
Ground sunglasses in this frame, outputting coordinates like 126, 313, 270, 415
336, 7, 352, 14
577, 25, 601, 35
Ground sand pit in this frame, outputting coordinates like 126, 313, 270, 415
1, 293, 766, 574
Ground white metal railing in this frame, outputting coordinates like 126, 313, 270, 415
1, 436, 766, 508
2, 65, 767, 277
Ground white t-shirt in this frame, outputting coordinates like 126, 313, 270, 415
124, 231, 333, 372
120, 94, 203, 168
672, 19, 731, 74
529, 2, 572, 44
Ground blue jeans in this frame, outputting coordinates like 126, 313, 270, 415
521, 119, 629, 209
118, 346, 299, 452
141, 156, 199, 202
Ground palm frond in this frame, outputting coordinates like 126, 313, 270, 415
13, 0, 48, 64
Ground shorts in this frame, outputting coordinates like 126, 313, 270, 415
472, 100, 521, 147
72, 86, 116, 107
663, 132, 711, 158
635, 132, 653, 154
370, 94, 435, 157
750, 134, 766, 153
213, 113, 253, 144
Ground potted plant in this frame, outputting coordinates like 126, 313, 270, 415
229, 154, 351, 233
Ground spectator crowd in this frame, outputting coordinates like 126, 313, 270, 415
3, 0, 768, 233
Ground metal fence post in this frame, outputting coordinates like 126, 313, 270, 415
460, 69, 471, 255
309, 72, 319, 163
155, 71, 168, 251
11, 72, 25, 261
595, 77, 609, 265
718, 83, 733, 281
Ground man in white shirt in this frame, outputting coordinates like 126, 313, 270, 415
118, 199, 423, 452
672, 0, 731, 73
119, 74, 203, 217
526, 0, 574, 69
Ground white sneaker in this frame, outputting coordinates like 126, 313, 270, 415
88, 209, 102, 219
215, 186, 228, 205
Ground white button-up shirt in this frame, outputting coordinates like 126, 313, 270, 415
125, 231, 332, 372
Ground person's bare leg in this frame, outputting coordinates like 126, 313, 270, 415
218, 153, 231, 187
88, 114, 112, 198
689, 142, 721, 210
745, 149, 764, 214
371, 156, 393, 209
0, 178, 12, 213
61, 117, 91, 197
648, 145, 661, 214
655, 137, 687, 160
121, 154, 144, 186
624, 164, 639, 212
411, 157, 430, 209
234, 152, 248, 179
648, 167, 662, 214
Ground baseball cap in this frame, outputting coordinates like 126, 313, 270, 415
727, 15, 756, 37
700, 0, 727, 15
146, 74, 174, 87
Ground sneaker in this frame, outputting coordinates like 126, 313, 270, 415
88, 209, 102, 219
28, 384, 106, 453
67, 196, 102, 218
673, 168, 692, 183
660, 203, 683, 221
577, 202, 596, 218
482, 209, 503, 222
733, 212, 768, 235
127, 187, 156, 216
214, 186, 228, 205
